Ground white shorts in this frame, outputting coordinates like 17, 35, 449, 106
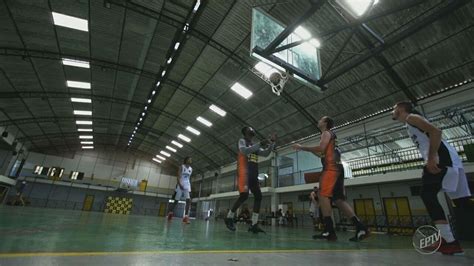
175, 186, 190, 200
442, 167, 471, 199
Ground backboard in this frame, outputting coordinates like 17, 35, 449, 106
250, 7, 322, 92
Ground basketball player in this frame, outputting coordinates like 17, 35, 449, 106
167, 156, 193, 224
392, 102, 472, 255
224, 127, 276, 234
294, 116, 369, 241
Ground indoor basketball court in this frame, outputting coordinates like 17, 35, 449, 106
0, 0, 473, 265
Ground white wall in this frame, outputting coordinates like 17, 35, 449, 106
20, 148, 178, 191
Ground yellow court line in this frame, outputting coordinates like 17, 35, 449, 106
0, 248, 416, 258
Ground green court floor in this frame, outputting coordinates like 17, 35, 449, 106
0, 206, 473, 255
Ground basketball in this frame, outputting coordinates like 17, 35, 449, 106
269, 72, 281, 85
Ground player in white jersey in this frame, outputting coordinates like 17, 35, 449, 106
167, 156, 193, 224
392, 102, 472, 255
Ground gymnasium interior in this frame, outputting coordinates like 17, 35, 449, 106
0, 0, 473, 265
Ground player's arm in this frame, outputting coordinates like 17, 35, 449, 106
293, 131, 331, 156
258, 133, 277, 157
177, 166, 184, 189
238, 139, 262, 155
406, 114, 442, 173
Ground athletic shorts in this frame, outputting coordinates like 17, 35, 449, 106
174, 186, 190, 200
238, 163, 259, 193
319, 165, 345, 201
422, 166, 471, 199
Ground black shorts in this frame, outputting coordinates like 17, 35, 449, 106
319, 164, 346, 201
421, 166, 448, 187
332, 169, 346, 201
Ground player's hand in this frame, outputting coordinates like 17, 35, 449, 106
293, 144, 302, 151
269, 133, 277, 143
426, 158, 441, 174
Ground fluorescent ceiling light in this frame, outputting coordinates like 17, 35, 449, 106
152, 158, 162, 164
196, 116, 212, 127
77, 128, 93, 132
230, 82, 252, 99
193, 0, 201, 12
81, 141, 93, 144
336, 0, 379, 17
209, 104, 226, 117
76, 120, 92, 125
156, 155, 166, 161
79, 135, 93, 139
160, 150, 171, 157
156, 81, 161, 87
178, 134, 191, 143
162, 70, 166, 77
167, 58, 172, 64
171, 140, 183, 148
174, 42, 180, 50
254, 61, 279, 78
62, 58, 89, 68
166, 146, 177, 153
73, 110, 92, 116
186, 126, 201, 135
294, 26, 311, 40
70, 97, 91, 103
67, 80, 91, 89
310, 38, 321, 48
82, 146, 94, 149
152, 90, 156, 95
51, 12, 88, 32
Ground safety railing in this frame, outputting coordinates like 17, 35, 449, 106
347, 137, 473, 177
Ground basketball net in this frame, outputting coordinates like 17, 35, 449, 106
250, 68, 290, 96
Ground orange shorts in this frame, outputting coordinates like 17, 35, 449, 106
319, 170, 345, 200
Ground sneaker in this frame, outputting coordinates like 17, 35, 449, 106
182, 216, 190, 224
224, 218, 236, 231
248, 224, 265, 234
313, 231, 337, 241
437, 239, 464, 256
349, 228, 370, 242
167, 212, 173, 221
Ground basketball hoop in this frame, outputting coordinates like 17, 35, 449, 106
269, 71, 289, 96
250, 66, 290, 96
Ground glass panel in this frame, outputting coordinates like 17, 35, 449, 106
251, 8, 321, 80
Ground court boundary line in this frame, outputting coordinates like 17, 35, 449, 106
0, 248, 420, 258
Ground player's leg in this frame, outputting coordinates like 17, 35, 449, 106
313, 171, 338, 241
248, 184, 265, 234
420, 166, 463, 255
182, 190, 191, 224
224, 192, 248, 231
332, 168, 369, 241
225, 169, 249, 231
437, 167, 472, 255
168, 187, 182, 221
